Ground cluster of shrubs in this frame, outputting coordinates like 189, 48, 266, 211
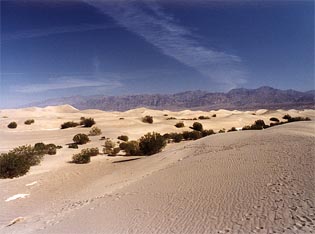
0, 143, 61, 178
142, 115, 153, 124
181, 118, 198, 121
71, 148, 100, 164
103, 139, 120, 156
89, 126, 102, 136
61, 117, 96, 129
283, 114, 310, 122
7, 122, 17, 129
24, 119, 35, 125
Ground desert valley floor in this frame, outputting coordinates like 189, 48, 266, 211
0, 105, 314, 234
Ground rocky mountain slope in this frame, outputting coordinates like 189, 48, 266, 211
28, 86, 315, 111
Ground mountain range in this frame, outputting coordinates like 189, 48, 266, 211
28, 86, 315, 111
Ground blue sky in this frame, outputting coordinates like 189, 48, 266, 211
1, 0, 314, 108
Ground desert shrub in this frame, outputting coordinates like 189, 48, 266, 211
68, 143, 78, 149
120, 141, 140, 156
142, 115, 153, 124
242, 125, 251, 131
163, 133, 171, 139
80, 117, 96, 127
34, 142, 46, 152
61, 121, 79, 129
182, 131, 202, 140
0, 152, 31, 178
34, 142, 59, 155
81, 148, 99, 157
212, 114, 217, 117
73, 134, 90, 145
285, 116, 311, 122
139, 132, 166, 155
89, 126, 102, 136
7, 122, 17, 129
270, 117, 279, 122
119, 117, 124, 120
103, 139, 116, 154
9, 145, 44, 167
175, 122, 185, 128
198, 116, 210, 120
255, 119, 266, 127
166, 117, 176, 120
218, 129, 225, 133
191, 122, 203, 131
173, 133, 183, 143
24, 119, 35, 125
227, 127, 237, 132
283, 114, 291, 120
72, 152, 90, 164
118, 135, 129, 142
201, 129, 215, 137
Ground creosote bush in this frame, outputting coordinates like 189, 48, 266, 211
24, 119, 35, 125
212, 114, 217, 117
142, 115, 153, 124
173, 133, 184, 143
81, 148, 99, 157
103, 139, 117, 155
8, 122, 17, 129
89, 126, 102, 136
198, 116, 210, 120
227, 127, 237, 132
175, 122, 185, 128
72, 152, 90, 164
117, 135, 129, 142
61, 121, 79, 129
191, 122, 203, 131
68, 143, 78, 149
80, 117, 96, 127
139, 132, 166, 156
283, 114, 310, 122
73, 133, 90, 145
34, 142, 59, 155
201, 129, 215, 137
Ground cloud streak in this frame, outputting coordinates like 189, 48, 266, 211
14, 76, 122, 93
2, 24, 114, 40
83, 0, 247, 89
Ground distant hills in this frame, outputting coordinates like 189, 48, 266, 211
28, 86, 315, 111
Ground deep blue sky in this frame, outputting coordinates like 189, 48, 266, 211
1, 0, 314, 108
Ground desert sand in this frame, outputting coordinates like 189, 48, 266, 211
0, 105, 314, 234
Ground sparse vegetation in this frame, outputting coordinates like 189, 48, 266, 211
24, 119, 35, 125
166, 117, 176, 120
117, 135, 129, 142
283, 114, 311, 122
120, 141, 140, 156
68, 143, 78, 149
173, 133, 184, 143
73, 134, 90, 145
198, 116, 210, 120
175, 122, 185, 128
142, 115, 153, 124
139, 132, 166, 155
89, 126, 102, 136
80, 117, 96, 127
191, 122, 203, 131
7, 122, 17, 129
227, 127, 237, 132
218, 129, 225, 133
103, 139, 117, 155
201, 129, 215, 137
182, 131, 202, 140
61, 121, 79, 129
212, 114, 217, 117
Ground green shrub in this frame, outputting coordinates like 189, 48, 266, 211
201, 129, 215, 137
0, 152, 31, 178
89, 126, 102, 136
119, 141, 140, 156
81, 148, 99, 157
198, 116, 210, 120
61, 121, 79, 129
72, 153, 90, 164
73, 134, 90, 145
117, 135, 129, 142
45, 144, 58, 155
139, 132, 166, 155
103, 139, 116, 154
173, 133, 183, 143
80, 117, 96, 127
142, 115, 153, 124
227, 127, 237, 132
10, 145, 44, 166
24, 119, 35, 125
270, 117, 279, 122
34, 142, 46, 152
7, 122, 17, 129
191, 122, 203, 131
175, 122, 185, 128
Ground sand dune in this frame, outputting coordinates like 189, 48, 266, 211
0, 106, 314, 233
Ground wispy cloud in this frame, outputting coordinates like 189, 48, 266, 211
83, 0, 247, 89
2, 24, 114, 41
14, 76, 122, 93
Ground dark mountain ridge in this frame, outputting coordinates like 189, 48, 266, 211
27, 86, 315, 111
